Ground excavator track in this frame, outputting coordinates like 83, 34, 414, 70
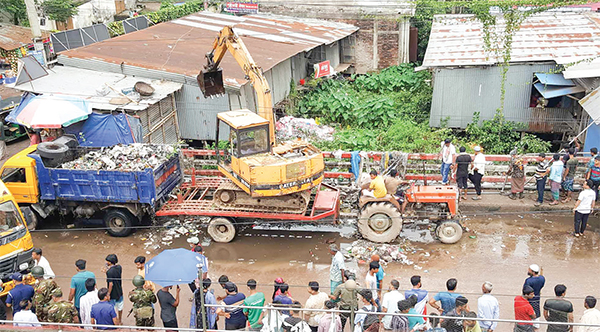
213, 179, 311, 214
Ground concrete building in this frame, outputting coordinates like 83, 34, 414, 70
420, 12, 600, 137
38, 0, 137, 31
53, 11, 357, 141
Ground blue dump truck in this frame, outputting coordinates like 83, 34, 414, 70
0, 136, 181, 236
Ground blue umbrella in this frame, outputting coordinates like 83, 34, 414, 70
145, 248, 206, 287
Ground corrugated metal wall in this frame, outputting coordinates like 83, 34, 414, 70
136, 94, 179, 144
269, 58, 292, 104
325, 42, 340, 69
429, 64, 561, 129
291, 53, 308, 83
176, 83, 229, 140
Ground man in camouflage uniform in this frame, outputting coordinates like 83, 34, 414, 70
129, 275, 157, 327
47, 288, 79, 324
31, 266, 58, 322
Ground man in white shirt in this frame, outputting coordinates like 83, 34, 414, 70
469, 146, 486, 200
79, 278, 100, 330
365, 261, 379, 308
573, 179, 596, 237
439, 138, 456, 185
579, 296, 600, 332
13, 299, 40, 327
477, 281, 499, 332
32, 248, 55, 279
381, 280, 404, 330
304, 281, 330, 332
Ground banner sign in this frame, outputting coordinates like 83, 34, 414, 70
314, 60, 331, 78
225, 2, 259, 14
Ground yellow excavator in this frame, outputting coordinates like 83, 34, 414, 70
197, 26, 325, 213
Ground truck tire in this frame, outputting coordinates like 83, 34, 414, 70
37, 142, 68, 160
207, 217, 236, 243
20, 206, 38, 231
104, 209, 135, 237
436, 221, 463, 244
358, 202, 402, 243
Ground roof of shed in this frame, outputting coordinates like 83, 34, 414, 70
59, 12, 358, 88
0, 24, 49, 50
421, 12, 600, 68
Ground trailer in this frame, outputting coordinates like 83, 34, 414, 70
156, 177, 340, 242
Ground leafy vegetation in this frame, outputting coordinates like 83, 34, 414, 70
41, 0, 78, 23
0, 0, 27, 25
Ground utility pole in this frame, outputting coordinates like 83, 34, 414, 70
23, 0, 48, 66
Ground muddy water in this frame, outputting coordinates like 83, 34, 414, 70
31, 212, 600, 331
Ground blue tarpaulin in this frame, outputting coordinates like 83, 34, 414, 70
585, 120, 600, 153
64, 112, 143, 147
350, 151, 361, 182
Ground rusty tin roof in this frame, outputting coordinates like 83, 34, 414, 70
421, 12, 600, 68
59, 12, 357, 88
0, 24, 49, 50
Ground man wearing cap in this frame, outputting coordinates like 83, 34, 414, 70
440, 138, 456, 185
524, 264, 545, 331
32, 266, 59, 322
47, 288, 79, 324
469, 146, 486, 200
514, 286, 536, 332
6, 272, 34, 315
217, 282, 247, 330
440, 296, 469, 332
329, 244, 346, 295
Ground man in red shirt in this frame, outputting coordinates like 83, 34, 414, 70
514, 285, 537, 332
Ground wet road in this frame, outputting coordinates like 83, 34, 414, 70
30, 211, 600, 331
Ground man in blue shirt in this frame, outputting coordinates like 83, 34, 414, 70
371, 255, 385, 299
429, 278, 462, 315
90, 288, 117, 330
217, 282, 247, 330
273, 284, 294, 315
69, 259, 96, 312
524, 264, 545, 330
6, 273, 34, 315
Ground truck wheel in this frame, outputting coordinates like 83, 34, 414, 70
358, 202, 402, 243
104, 209, 135, 237
436, 221, 463, 244
37, 142, 68, 160
207, 217, 236, 243
21, 206, 38, 231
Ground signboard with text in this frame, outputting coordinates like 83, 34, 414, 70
314, 60, 332, 78
225, 2, 259, 14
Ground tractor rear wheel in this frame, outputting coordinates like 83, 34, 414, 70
436, 221, 463, 244
358, 202, 402, 243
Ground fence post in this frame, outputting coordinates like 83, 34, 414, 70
200, 274, 207, 332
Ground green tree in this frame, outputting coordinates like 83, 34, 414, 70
0, 0, 27, 25
42, 0, 78, 23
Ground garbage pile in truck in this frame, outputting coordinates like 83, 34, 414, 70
61, 144, 178, 171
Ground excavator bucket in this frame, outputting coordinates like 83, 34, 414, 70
197, 68, 226, 97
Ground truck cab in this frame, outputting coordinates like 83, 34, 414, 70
0, 146, 39, 205
0, 180, 34, 279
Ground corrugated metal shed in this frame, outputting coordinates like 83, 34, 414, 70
429, 64, 578, 132
581, 86, 600, 124
0, 25, 49, 50
12, 66, 182, 111
59, 12, 358, 89
422, 12, 600, 68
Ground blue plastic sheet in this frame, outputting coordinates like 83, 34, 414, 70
585, 121, 600, 153
350, 151, 361, 182
64, 112, 143, 147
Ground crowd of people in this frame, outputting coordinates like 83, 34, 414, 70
438, 138, 599, 237
4, 242, 600, 332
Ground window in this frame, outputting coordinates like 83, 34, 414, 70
1, 168, 26, 183
238, 126, 269, 157
0, 201, 24, 232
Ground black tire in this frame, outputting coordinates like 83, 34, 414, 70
104, 209, 136, 237
20, 206, 38, 231
37, 142, 68, 160
207, 217, 236, 243
436, 221, 463, 244
358, 202, 402, 243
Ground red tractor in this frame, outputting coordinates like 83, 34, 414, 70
358, 183, 463, 244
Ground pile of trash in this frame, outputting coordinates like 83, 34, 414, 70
139, 217, 210, 253
345, 239, 416, 265
276, 116, 335, 142
62, 144, 178, 171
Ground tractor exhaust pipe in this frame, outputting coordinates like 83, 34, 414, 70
197, 68, 225, 98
